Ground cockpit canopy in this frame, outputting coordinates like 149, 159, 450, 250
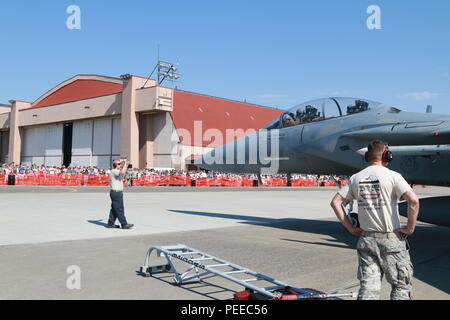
265, 97, 383, 129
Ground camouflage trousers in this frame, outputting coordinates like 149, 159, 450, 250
357, 233, 413, 300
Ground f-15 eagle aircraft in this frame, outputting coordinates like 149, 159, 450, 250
197, 97, 450, 226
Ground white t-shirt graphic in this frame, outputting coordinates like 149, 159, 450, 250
339, 165, 412, 232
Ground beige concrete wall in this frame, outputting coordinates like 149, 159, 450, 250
19, 94, 122, 127
121, 76, 172, 168
157, 86, 173, 111
135, 86, 173, 113
120, 77, 140, 166
0, 112, 9, 129
8, 101, 31, 164
138, 112, 177, 169
153, 112, 177, 169
130, 76, 156, 89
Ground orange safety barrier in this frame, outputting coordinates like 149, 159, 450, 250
21, 174, 40, 185
270, 178, 287, 187
1, 174, 35, 185
157, 176, 170, 186
38, 174, 63, 186
219, 177, 242, 187
195, 177, 210, 187
291, 179, 305, 187
59, 174, 84, 186
135, 175, 174, 186
132, 177, 141, 186
138, 175, 160, 186
86, 175, 109, 186
263, 177, 287, 187
167, 175, 190, 186
216, 177, 229, 187
241, 178, 255, 187
0, 173, 345, 188
290, 178, 318, 187
209, 177, 222, 187
317, 180, 337, 187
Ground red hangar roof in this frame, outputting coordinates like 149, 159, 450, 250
171, 90, 282, 148
32, 79, 123, 109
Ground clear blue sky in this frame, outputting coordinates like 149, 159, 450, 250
1, 0, 449, 113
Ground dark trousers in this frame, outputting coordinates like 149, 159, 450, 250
108, 191, 128, 226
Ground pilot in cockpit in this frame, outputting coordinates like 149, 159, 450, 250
347, 100, 369, 114
297, 105, 321, 123
282, 112, 296, 126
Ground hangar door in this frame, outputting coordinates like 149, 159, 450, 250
21, 124, 63, 166
0, 130, 9, 163
71, 118, 120, 168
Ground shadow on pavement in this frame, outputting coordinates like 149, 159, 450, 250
167, 209, 450, 295
135, 272, 236, 300
87, 219, 109, 228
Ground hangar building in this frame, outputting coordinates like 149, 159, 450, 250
0, 74, 282, 169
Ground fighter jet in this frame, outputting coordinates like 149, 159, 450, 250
197, 97, 450, 226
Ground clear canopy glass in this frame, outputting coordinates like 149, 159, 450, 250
265, 97, 384, 129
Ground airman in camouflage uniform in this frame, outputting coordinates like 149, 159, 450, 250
331, 141, 419, 300
357, 233, 413, 300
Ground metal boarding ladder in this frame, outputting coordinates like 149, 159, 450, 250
139, 244, 356, 300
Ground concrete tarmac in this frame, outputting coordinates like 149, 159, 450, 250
0, 186, 449, 300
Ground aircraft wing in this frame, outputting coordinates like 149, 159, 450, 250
357, 144, 450, 157
342, 121, 450, 145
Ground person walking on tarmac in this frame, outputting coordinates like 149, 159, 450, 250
107, 158, 134, 229
330, 140, 419, 300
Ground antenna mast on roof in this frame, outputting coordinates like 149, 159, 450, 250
157, 60, 180, 86
142, 46, 181, 88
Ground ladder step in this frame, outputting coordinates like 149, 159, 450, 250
207, 263, 230, 268
171, 251, 199, 256
243, 278, 263, 282
161, 245, 186, 250
224, 270, 247, 275
192, 257, 214, 261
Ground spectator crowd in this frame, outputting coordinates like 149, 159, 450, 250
0, 163, 348, 187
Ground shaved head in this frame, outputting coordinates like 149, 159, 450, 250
367, 140, 388, 162
112, 160, 120, 169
